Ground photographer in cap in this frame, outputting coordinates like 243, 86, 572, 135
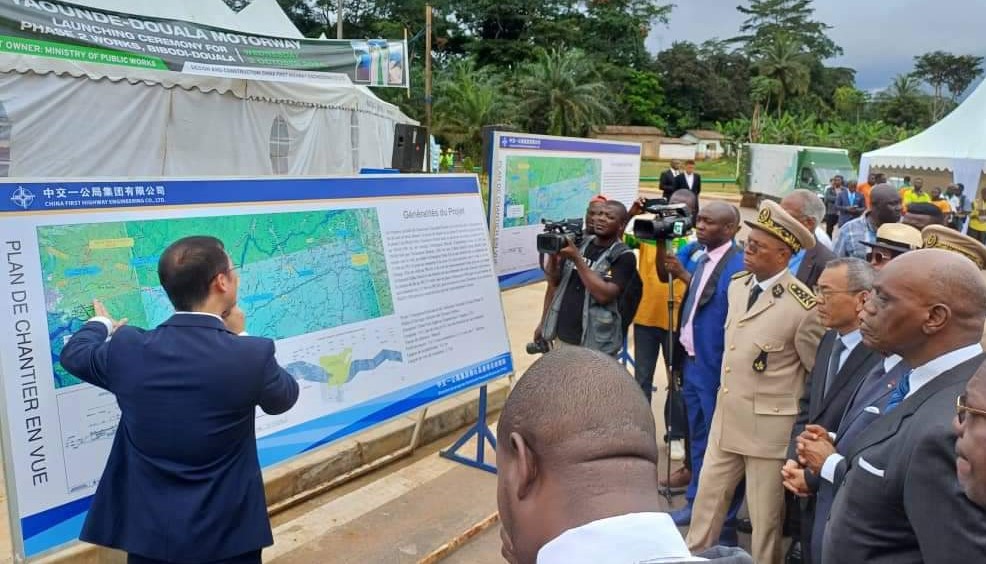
538, 199, 638, 356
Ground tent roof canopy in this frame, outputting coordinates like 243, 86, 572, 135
0, 0, 414, 124
862, 79, 986, 173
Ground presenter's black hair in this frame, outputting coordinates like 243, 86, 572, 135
158, 236, 230, 311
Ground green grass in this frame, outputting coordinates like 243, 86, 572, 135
639, 158, 740, 195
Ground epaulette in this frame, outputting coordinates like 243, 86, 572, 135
788, 283, 817, 310
731, 271, 753, 281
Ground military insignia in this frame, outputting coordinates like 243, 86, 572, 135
788, 283, 817, 310
732, 270, 752, 280
759, 207, 771, 223
925, 233, 939, 248
753, 350, 768, 373
772, 284, 784, 298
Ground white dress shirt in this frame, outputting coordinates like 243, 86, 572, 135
905, 343, 982, 398
538, 512, 702, 563
89, 311, 247, 337
754, 268, 788, 292
814, 226, 834, 250
834, 329, 863, 373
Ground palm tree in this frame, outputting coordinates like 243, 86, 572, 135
433, 58, 514, 158
515, 48, 613, 137
754, 34, 812, 116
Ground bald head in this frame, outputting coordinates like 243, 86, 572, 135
861, 249, 986, 362
704, 200, 739, 224
496, 349, 662, 564
670, 188, 699, 216
869, 183, 903, 226
499, 348, 657, 467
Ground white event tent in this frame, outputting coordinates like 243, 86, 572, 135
860, 79, 986, 200
0, 0, 414, 179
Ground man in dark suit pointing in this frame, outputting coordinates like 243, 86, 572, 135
817, 250, 986, 563
61, 236, 300, 564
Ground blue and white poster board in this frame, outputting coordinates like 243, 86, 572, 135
487, 132, 642, 288
0, 175, 513, 560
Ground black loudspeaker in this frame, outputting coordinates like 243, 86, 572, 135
481, 124, 517, 175
391, 124, 428, 172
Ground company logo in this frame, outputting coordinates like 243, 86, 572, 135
222, 0, 254, 13
10, 186, 35, 209
501, 137, 511, 147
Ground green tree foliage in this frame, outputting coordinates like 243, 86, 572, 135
913, 51, 984, 120
433, 59, 514, 157
874, 74, 933, 129
735, 0, 841, 60
619, 70, 668, 129
717, 114, 919, 163
653, 41, 752, 133
515, 49, 614, 137
753, 33, 812, 116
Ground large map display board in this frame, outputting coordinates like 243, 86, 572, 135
487, 133, 641, 288
0, 176, 513, 559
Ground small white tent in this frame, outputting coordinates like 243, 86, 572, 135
0, 0, 415, 179
860, 79, 986, 198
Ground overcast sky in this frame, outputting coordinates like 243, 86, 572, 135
647, 0, 986, 93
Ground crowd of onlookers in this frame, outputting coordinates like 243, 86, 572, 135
516, 169, 986, 563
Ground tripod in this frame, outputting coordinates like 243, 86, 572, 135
658, 239, 682, 505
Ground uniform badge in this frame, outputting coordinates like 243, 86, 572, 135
788, 283, 817, 310
753, 350, 768, 373
925, 233, 939, 248
772, 284, 784, 298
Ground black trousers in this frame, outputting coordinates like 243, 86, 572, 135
633, 324, 689, 451
824, 214, 838, 239
128, 550, 262, 564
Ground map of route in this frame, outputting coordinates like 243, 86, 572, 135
502, 156, 602, 228
39, 209, 393, 389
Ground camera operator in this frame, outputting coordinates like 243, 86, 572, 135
533, 197, 606, 349
538, 200, 638, 356
626, 189, 696, 469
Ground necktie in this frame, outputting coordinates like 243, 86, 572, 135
747, 284, 763, 312
680, 254, 709, 327
824, 337, 846, 398
884, 369, 914, 414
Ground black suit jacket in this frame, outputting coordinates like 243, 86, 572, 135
660, 168, 679, 200
786, 330, 880, 564
672, 172, 701, 197
60, 315, 300, 562
788, 330, 882, 464
795, 243, 836, 289
823, 354, 986, 564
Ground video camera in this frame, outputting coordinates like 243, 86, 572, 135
633, 198, 694, 241
536, 218, 585, 255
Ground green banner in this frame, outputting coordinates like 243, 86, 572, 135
0, 0, 409, 87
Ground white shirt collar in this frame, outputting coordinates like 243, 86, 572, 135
174, 311, 224, 323
907, 344, 984, 398
754, 268, 787, 291
837, 328, 863, 352
884, 354, 904, 372
537, 513, 698, 563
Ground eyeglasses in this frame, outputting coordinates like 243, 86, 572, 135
957, 394, 986, 424
865, 250, 898, 265
812, 286, 861, 301
745, 238, 783, 254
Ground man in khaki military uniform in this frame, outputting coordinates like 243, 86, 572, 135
921, 224, 986, 348
686, 200, 825, 564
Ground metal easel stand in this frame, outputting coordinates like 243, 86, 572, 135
619, 337, 635, 368
440, 385, 498, 474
